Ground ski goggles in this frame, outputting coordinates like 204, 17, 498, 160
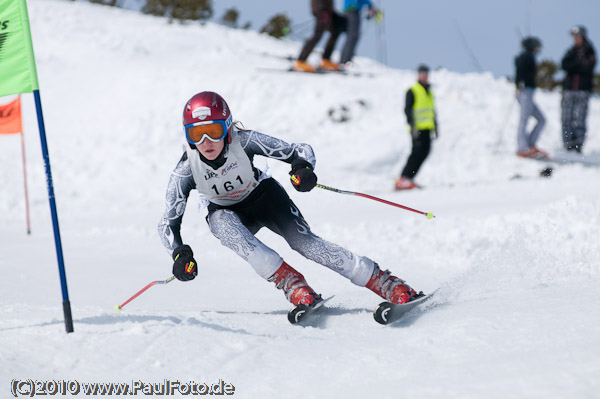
184, 115, 232, 145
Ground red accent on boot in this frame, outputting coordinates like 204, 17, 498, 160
268, 262, 317, 306
365, 264, 417, 305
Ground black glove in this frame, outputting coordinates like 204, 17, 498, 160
172, 245, 197, 281
289, 159, 317, 192
410, 124, 419, 139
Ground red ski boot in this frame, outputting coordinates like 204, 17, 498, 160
268, 261, 318, 306
365, 264, 418, 304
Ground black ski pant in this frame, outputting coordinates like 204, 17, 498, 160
298, 13, 342, 62
340, 10, 360, 64
561, 90, 590, 151
401, 130, 432, 179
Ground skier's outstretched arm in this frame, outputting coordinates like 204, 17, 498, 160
157, 152, 200, 281
238, 129, 316, 168
239, 130, 318, 192
158, 154, 192, 252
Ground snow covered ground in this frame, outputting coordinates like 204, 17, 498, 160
1, 1, 600, 398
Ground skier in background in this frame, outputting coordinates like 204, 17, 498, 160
514, 36, 548, 159
294, 0, 345, 72
158, 91, 423, 311
561, 25, 596, 153
395, 64, 438, 191
340, 0, 379, 67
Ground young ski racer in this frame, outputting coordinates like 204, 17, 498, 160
158, 91, 422, 313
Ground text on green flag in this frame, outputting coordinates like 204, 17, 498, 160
0, 0, 39, 97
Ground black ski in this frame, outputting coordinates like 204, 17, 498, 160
373, 292, 432, 325
288, 295, 334, 324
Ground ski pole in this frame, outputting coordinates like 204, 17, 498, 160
316, 184, 435, 219
494, 97, 516, 151
114, 275, 176, 311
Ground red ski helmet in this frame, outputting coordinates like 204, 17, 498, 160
183, 91, 233, 147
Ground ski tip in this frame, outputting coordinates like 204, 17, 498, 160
373, 302, 394, 325
426, 211, 435, 220
288, 305, 308, 324
114, 304, 123, 312
287, 295, 333, 324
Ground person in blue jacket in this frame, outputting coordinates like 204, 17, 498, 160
340, 0, 379, 66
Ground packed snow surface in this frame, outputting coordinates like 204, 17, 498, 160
1, 1, 599, 398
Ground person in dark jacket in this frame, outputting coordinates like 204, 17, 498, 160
395, 64, 438, 190
561, 25, 596, 152
294, 0, 345, 72
514, 37, 548, 159
340, 0, 378, 67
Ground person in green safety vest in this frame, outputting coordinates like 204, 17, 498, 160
395, 64, 439, 191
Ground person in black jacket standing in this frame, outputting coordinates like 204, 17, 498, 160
561, 26, 596, 152
514, 37, 548, 159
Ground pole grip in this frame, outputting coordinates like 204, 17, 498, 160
62, 300, 74, 333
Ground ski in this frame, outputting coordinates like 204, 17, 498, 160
259, 66, 342, 75
257, 52, 296, 62
519, 152, 600, 168
288, 295, 334, 325
258, 66, 373, 78
544, 156, 600, 167
373, 291, 433, 325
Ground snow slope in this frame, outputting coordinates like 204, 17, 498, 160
1, 1, 599, 398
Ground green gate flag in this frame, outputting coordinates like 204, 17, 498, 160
0, 0, 39, 97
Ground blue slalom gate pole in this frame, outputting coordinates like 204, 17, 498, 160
33, 89, 74, 333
